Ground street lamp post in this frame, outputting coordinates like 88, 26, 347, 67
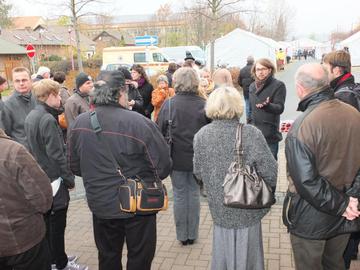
68, 26, 75, 70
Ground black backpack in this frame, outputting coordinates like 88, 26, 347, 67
335, 83, 360, 111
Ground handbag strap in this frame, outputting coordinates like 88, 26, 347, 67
167, 98, 173, 143
235, 124, 245, 167
90, 110, 126, 180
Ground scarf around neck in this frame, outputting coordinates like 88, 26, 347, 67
137, 77, 146, 88
255, 75, 271, 92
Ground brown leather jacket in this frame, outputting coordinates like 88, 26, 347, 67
283, 88, 360, 239
0, 130, 52, 256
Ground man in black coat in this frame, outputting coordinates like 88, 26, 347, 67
323, 50, 360, 269
68, 70, 171, 270
249, 58, 286, 160
323, 50, 359, 111
238, 56, 255, 122
0, 67, 36, 149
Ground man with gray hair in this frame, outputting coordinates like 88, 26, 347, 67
68, 70, 171, 270
283, 63, 360, 270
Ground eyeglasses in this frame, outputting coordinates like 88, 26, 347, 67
255, 68, 269, 72
14, 79, 29, 84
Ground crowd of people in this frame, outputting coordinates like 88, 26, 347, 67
0, 48, 359, 270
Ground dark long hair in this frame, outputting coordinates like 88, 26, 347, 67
130, 64, 149, 83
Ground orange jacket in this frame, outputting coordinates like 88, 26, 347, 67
151, 87, 175, 121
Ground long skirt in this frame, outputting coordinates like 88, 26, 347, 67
211, 223, 264, 270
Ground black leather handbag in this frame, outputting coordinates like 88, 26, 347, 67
90, 110, 168, 214
223, 124, 275, 209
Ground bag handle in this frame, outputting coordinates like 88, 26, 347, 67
234, 124, 245, 167
90, 110, 126, 181
167, 98, 172, 144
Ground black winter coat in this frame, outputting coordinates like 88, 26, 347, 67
331, 73, 359, 110
137, 81, 154, 118
24, 103, 75, 188
238, 63, 254, 99
0, 91, 37, 149
249, 76, 286, 143
128, 85, 144, 113
68, 104, 172, 219
157, 92, 210, 171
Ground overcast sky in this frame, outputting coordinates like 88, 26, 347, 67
9, 0, 360, 40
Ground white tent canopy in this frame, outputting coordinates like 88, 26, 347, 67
205, 28, 280, 68
291, 38, 325, 49
340, 31, 360, 66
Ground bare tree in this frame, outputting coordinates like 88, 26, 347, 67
34, 0, 109, 72
248, 0, 295, 41
187, 0, 248, 73
0, 0, 12, 28
69, 0, 111, 72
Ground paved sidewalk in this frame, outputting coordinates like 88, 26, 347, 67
65, 143, 360, 270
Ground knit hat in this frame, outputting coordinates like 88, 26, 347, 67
184, 51, 195, 61
76, 72, 92, 89
156, 75, 168, 84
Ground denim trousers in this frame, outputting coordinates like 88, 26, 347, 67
171, 170, 200, 242
267, 142, 279, 161
244, 97, 251, 121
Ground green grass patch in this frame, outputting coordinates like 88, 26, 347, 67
1, 88, 12, 97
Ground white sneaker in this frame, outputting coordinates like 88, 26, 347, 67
51, 256, 80, 270
62, 261, 88, 270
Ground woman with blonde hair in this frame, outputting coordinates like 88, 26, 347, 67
193, 86, 277, 270
198, 78, 209, 99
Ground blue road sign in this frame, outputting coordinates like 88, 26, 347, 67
135, 35, 158, 46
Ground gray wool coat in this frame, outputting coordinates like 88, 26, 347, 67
193, 119, 277, 229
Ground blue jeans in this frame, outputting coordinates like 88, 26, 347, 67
267, 142, 279, 161
244, 97, 251, 121
170, 170, 200, 242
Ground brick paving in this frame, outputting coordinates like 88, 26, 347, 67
65, 142, 360, 270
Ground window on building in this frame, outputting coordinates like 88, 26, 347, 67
134, 52, 146, 62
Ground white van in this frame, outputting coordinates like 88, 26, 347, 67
102, 46, 169, 73
161, 46, 206, 65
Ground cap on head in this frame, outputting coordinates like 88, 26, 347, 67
184, 51, 195, 61
76, 72, 92, 89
